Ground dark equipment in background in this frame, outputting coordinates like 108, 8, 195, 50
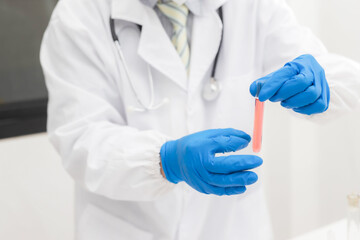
0, 0, 57, 139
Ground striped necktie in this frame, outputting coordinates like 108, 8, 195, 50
157, 1, 190, 71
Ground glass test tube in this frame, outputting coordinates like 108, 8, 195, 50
252, 84, 264, 153
347, 193, 360, 240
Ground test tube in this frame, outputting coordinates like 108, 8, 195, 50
347, 193, 360, 240
252, 84, 264, 153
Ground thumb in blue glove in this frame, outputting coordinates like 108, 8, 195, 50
160, 128, 263, 196
250, 54, 330, 115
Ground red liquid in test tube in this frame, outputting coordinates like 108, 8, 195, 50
252, 84, 264, 153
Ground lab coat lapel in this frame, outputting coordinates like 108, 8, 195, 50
138, 8, 188, 90
111, 0, 145, 26
111, 0, 188, 91
188, 4, 224, 90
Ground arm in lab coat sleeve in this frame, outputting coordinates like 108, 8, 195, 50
259, 0, 360, 121
40, 13, 175, 201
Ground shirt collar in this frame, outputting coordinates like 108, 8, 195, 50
140, 0, 203, 16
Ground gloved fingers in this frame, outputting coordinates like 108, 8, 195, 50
250, 77, 266, 97
224, 186, 247, 195
204, 155, 263, 174
209, 136, 250, 154
280, 85, 321, 109
202, 171, 258, 187
180, 129, 250, 154
198, 181, 247, 196
204, 128, 251, 141
269, 74, 313, 102
254, 66, 298, 102
293, 95, 328, 115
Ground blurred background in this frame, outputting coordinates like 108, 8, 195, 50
263, 0, 360, 239
0, 0, 359, 239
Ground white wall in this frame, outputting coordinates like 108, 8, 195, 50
0, 134, 74, 240
263, 0, 360, 239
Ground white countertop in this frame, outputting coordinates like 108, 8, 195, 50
291, 219, 347, 240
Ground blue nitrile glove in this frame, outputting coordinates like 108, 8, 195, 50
160, 129, 263, 196
250, 54, 330, 115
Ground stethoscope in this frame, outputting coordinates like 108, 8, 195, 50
110, 8, 223, 112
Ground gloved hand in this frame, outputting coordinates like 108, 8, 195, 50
250, 54, 330, 115
160, 129, 263, 196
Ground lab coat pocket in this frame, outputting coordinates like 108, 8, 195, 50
78, 204, 153, 240
213, 71, 258, 125
220, 71, 258, 89
116, 24, 153, 112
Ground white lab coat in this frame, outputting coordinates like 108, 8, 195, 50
40, 0, 360, 239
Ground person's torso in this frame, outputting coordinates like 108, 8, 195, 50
54, 0, 273, 239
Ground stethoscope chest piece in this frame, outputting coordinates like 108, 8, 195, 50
202, 77, 222, 101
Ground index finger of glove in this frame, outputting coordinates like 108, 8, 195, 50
203, 128, 251, 141
204, 155, 263, 174
209, 135, 250, 154
257, 66, 298, 102
269, 74, 313, 102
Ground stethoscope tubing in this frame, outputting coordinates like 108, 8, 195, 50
110, 7, 223, 111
